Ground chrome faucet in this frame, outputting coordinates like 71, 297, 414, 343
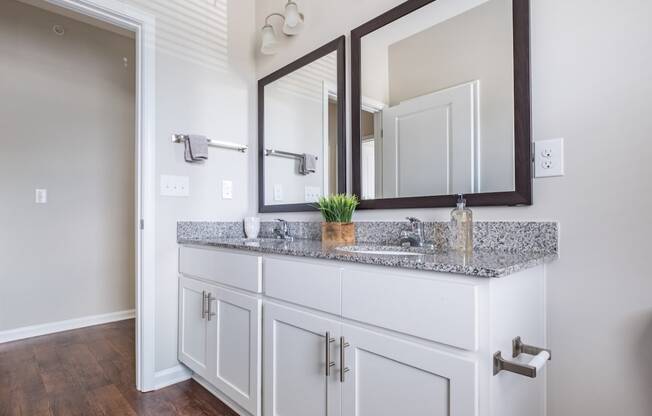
273, 219, 293, 241
399, 217, 426, 247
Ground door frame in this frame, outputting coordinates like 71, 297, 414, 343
43, 0, 157, 391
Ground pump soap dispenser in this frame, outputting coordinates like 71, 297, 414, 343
450, 194, 473, 254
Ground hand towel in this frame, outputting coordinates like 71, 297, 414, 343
300, 153, 317, 175
184, 135, 209, 163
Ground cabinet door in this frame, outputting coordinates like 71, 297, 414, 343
264, 301, 342, 416
178, 277, 211, 378
341, 324, 477, 416
207, 287, 262, 416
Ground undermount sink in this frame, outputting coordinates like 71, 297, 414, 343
335, 246, 426, 257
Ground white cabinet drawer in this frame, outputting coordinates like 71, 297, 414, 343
264, 257, 342, 315
342, 269, 478, 351
179, 246, 262, 293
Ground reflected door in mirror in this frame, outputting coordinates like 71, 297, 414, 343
352, 0, 532, 208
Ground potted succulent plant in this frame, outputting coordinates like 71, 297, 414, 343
315, 194, 359, 246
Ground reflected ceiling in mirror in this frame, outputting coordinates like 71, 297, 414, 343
352, 0, 531, 209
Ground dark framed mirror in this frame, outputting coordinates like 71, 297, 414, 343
351, 0, 532, 209
258, 36, 346, 213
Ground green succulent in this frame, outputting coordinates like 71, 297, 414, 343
314, 194, 359, 223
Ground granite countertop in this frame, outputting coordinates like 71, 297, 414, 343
177, 237, 558, 278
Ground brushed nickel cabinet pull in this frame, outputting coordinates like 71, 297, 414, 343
201, 290, 207, 319
340, 336, 350, 382
206, 293, 217, 321
325, 332, 335, 377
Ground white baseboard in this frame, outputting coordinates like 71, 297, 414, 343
192, 374, 251, 416
0, 309, 135, 344
154, 364, 193, 390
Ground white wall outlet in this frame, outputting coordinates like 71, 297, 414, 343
304, 186, 322, 202
222, 180, 233, 199
274, 184, 283, 201
160, 175, 190, 197
35, 189, 47, 204
535, 138, 565, 178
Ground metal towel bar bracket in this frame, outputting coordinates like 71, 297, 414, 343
493, 337, 551, 378
172, 134, 248, 153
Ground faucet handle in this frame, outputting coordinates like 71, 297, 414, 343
406, 217, 424, 238
275, 219, 289, 233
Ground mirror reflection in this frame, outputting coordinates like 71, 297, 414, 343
359, 0, 515, 200
264, 51, 339, 206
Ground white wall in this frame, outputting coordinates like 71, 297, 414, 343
264, 85, 324, 204
255, 0, 652, 415
263, 51, 337, 205
0, 1, 135, 331
115, 0, 257, 372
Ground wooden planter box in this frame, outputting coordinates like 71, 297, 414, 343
321, 222, 355, 246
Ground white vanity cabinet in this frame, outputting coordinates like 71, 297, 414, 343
340, 324, 477, 416
178, 246, 263, 416
263, 301, 342, 416
206, 287, 261, 416
178, 276, 213, 378
179, 246, 548, 416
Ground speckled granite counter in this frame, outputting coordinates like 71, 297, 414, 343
177, 235, 558, 278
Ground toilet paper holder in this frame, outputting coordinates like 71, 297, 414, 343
493, 337, 551, 378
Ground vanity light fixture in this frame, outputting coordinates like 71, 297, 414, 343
260, 0, 304, 55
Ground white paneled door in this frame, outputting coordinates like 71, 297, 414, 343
207, 287, 262, 416
263, 302, 342, 416
382, 81, 478, 198
178, 277, 212, 379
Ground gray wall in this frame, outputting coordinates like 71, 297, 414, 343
255, 0, 652, 415
387, 0, 514, 192
0, 0, 135, 331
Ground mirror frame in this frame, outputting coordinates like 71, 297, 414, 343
351, 0, 532, 209
258, 36, 346, 213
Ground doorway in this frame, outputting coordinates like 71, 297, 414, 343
0, 0, 156, 391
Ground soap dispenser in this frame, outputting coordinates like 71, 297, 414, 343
450, 194, 473, 254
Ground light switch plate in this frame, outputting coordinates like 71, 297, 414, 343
35, 189, 47, 204
304, 186, 322, 202
160, 175, 189, 197
274, 184, 283, 201
534, 138, 564, 178
222, 180, 233, 199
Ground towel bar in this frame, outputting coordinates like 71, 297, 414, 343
493, 337, 551, 378
172, 134, 248, 153
265, 148, 318, 160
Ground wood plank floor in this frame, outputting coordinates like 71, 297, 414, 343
0, 319, 237, 416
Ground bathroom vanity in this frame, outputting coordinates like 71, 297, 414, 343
181, 0, 549, 412
176, 221, 556, 416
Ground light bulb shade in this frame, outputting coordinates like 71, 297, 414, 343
260, 24, 279, 55
282, 2, 304, 35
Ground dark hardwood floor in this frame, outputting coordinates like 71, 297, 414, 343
0, 319, 237, 416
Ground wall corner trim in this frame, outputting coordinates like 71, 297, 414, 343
153, 364, 193, 390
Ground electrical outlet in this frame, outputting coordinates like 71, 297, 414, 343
535, 138, 564, 178
274, 184, 283, 201
222, 180, 233, 199
305, 186, 322, 202
35, 189, 47, 204
160, 175, 190, 197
